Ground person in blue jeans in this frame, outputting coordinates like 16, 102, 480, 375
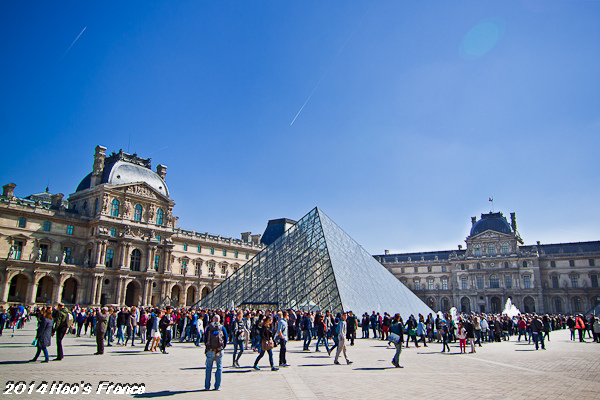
204, 315, 228, 391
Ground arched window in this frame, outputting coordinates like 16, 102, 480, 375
490, 274, 499, 288
474, 245, 481, 256
488, 244, 496, 256
134, 204, 142, 222
130, 249, 141, 271
156, 209, 164, 225
110, 199, 120, 217
501, 243, 509, 255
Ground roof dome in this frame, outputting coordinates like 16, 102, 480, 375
76, 150, 169, 197
470, 212, 512, 236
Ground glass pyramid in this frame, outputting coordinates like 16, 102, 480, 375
197, 207, 434, 318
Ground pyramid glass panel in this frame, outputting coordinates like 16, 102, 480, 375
198, 207, 433, 318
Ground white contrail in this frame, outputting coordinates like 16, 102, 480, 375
290, 5, 373, 126
58, 26, 87, 63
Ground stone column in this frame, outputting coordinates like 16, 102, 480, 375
181, 284, 188, 307
95, 276, 104, 305
147, 280, 153, 305
99, 241, 107, 266
1, 272, 14, 302
122, 244, 131, 270
141, 279, 147, 306
115, 277, 123, 305
89, 276, 98, 305
95, 241, 102, 265
28, 274, 40, 305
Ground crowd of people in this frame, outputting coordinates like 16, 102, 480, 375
1, 303, 599, 390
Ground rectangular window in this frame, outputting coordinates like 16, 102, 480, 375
523, 276, 531, 289
110, 228, 117, 237
183, 243, 188, 251
209, 263, 215, 275
18, 217, 26, 228
245, 252, 249, 260
106, 249, 114, 268
43, 221, 51, 232
414, 281, 420, 291
401, 267, 405, 273
156, 235, 161, 243
66, 225, 74, 235
13, 241, 23, 260
181, 260, 187, 275
550, 260, 556, 268
428, 279, 434, 290
223, 249, 227, 256
505, 275, 512, 289
569, 260, 575, 267
195, 263, 201, 276
210, 247, 214, 255
414, 267, 418, 273
39, 244, 48, 262
589, 259, 595, 267
442, 278, 448, 290
461, 277, 467, 290
552, 275, 559, 289
197, 245, 202, 253
477, 276, 484, 289
154, 254, 160, 271
570, 275, 578, 288
591, 275, 598, 288
235, 251, 238, 258
441, 265, 447, 272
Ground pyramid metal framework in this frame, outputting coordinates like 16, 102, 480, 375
197, 207, 434, 318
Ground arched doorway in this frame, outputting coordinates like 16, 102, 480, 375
8, 274, 29, 303
186, 286, 196, 306
523, 296, 536, 313
61, 278, 78, 304
35, 276, 54, 304
201, 287, 210, 299
125, 281, 141, 306
490, 296, 502, 314
171, 285, 181, 305
440, 297, 450, 313
461, 296, 471, 314
427, 297, 435, 311
130, 249, 141, 271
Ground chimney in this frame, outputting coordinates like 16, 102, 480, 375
51, 193, 64, 209
2, 183, 16, 198
384, 250, 390, 255
251, 234, 261, 245
471, 216, 476, 226
91, 145, 107, 187
156, 165, 167, 181
241, 232, 251, 242
536, 241, 541, 246
510, 212, 517, 233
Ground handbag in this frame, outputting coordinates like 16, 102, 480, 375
31, 338, 38, 346
388, 332, 401, 344
261, 338, 274, 351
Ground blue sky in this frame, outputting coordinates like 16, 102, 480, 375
1, 1, 599, 254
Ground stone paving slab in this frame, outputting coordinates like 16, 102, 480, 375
1, 324, 599, 400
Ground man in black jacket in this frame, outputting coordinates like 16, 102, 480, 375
52, 303, 69, 361
144, 310, 156, 351
160, 307, 174, 354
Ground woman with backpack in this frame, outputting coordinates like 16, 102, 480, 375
253, 315, 278, 371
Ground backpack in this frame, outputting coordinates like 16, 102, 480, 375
66, 312, 74, 328
206, 323, 225, 352
335, 323, 340, 335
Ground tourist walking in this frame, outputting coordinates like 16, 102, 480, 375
232, 311, 246, 367
277, 311, 289, 367
253, 315, 278, 371
51, 303, 69, 361
334, 313, 352, 365
390, 314, 404, 368
204, 315, 227, 391
30, 307, 52, 363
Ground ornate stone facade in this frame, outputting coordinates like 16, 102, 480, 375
0, 146, 264, 307
375, 212, 600, 315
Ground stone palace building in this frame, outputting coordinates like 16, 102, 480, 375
375, 212, 600, 315
0, 146, 264, 308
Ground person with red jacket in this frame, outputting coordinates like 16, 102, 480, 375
574, 314, 586, 342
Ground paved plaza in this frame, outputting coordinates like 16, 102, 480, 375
1, 324, 599, 400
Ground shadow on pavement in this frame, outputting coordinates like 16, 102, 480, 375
354, 367, 395, 370
134, 389, 206, 398
0, 360, 33, 365
296, 364, 331, 367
